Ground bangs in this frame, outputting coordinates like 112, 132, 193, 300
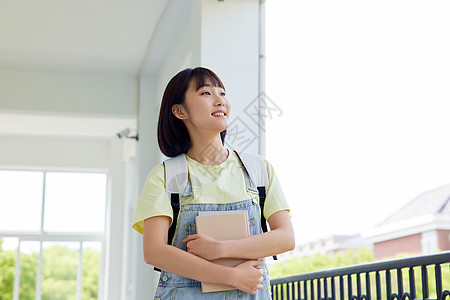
190, 68, 225, 91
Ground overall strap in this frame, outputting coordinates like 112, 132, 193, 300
234, 150, 277, 260
162, 151, 277, 263
164, 153, 188, 244
154, 154, 188, 272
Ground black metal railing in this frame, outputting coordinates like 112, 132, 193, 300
270, 251, 450, 300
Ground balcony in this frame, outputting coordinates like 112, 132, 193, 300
270, 251, 450, 300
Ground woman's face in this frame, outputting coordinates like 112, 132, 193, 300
176, 79, 231, 134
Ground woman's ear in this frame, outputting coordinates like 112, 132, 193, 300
172, 104, 188, 120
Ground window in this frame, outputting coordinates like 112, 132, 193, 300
0, 170, 107, 300
421, 230, 439, 254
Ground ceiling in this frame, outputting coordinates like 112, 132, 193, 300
0, 0, 170, 75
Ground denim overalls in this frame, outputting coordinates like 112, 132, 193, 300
154, 163, 271, 300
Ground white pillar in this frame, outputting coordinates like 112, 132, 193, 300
200, 0, 263, 154
132, 1, 263, 298
132, 75, 162, 300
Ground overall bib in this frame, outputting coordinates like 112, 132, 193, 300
154, 166, 271, 300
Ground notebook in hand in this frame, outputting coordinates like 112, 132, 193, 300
195, 211, 250, 293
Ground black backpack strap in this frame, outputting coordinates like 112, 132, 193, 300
257, 186, 268, 234
168, 193, 180, 246
154, 154, 187, 272
163, 153, 188, 244
257, 186, 277, 260
154, 193, 180, 272
234, 151, 277, 260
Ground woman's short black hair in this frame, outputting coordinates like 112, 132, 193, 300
157, 67, 227, 157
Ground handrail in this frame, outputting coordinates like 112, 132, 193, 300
270, 251, 450, 300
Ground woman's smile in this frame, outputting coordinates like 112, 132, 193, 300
211, 110, 227, 117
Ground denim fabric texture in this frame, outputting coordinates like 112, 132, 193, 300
154, 169, 271, 299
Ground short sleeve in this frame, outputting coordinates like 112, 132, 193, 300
132, 163, 173, 235
262, 158, 290, 220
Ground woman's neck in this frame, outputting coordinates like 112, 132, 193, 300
187, 135, 228, 166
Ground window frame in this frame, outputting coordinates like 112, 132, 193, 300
0, 167, 108, 300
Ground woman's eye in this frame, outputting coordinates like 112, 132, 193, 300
221, 92, 226, 96
201, 91, 211, 95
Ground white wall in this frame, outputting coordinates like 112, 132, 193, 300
0, 63, 137, 300
130, 74, 161, 299
201, 0, 261, 154
0, 135, 110, 170
0, 67, 136, 117
130, 1, 205, 296
201, 0, 262, 154
137, 0, 262, 158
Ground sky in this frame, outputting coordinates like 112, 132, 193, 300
265, 0, 450, 244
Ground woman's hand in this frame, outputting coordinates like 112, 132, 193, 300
183, 233, 222, 261
231, 260, 264, 295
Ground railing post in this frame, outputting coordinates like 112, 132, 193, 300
290, 282, 294, 300
298, 280, 303, 300
422, 265, 429, 299
376, 271, 381, 300
357, 273, 362, 299
303, 280, 307, 300
331, 276, 336, 300
396, 268, 403, 297
386, 269, 392, 300
366, 272, 371, 300
318, 278, 322, 300
436, 264, 443, 300
409, 267, 416, 300
348, 275, 353, 300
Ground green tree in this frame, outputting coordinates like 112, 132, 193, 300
82, 248, 100, 300
0, 238, 40, 300
0, 241, 100, 300
269, 247, 374, 279
19, 252, 39, 300
0, 238, 15, 300
41, 245, 78, 300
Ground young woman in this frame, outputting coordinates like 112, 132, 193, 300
132, 67, 295, 299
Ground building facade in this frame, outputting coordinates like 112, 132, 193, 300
364, 184, 450, 260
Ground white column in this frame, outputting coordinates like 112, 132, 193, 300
132, 1, 263, 299
132, 75, 162, 300
103, 138, 126, 300
200, 0, 262, 154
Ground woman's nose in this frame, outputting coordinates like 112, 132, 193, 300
215, 96, 225, 106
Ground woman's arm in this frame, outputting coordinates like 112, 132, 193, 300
183, 210, 295, 260
143, 216, 265, 295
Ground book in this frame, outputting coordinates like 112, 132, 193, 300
195, 211, 250, 293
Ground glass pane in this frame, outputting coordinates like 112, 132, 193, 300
19, 241, 40, 300
43, 172, 107, 232
82, 242, 101, 300
41, 242, 79, 300
0, 170, 43, 231
0, 237, 18, 299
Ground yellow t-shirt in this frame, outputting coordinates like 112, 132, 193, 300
132, 151, 289, 234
